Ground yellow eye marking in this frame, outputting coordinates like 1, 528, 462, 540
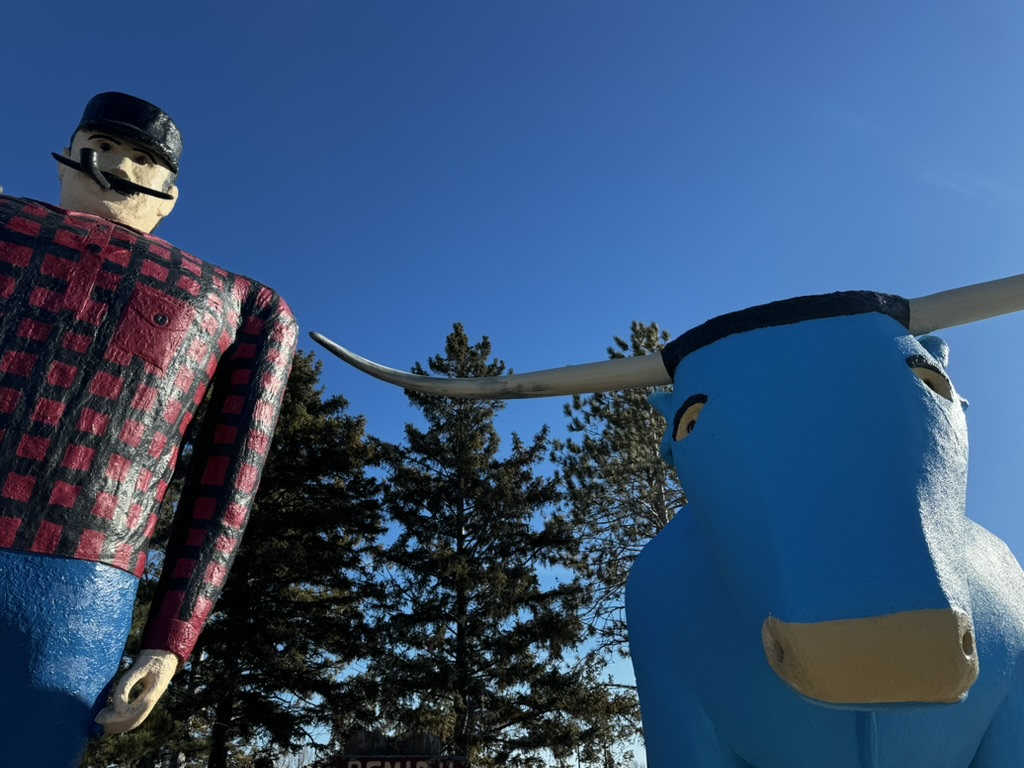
907, 355, 953, 402
674, 395, 708, 441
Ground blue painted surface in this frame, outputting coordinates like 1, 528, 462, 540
0, 549, 138, 767
627, 310, 1024, 767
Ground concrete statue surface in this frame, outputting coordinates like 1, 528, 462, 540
314, 279, 1024, 767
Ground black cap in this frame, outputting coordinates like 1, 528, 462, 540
74, 92, 182, 174
660, 291, 911, 378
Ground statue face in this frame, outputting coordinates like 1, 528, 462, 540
58, 131, 178, 233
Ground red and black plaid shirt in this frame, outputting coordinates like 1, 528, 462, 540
0, 195, 298, 662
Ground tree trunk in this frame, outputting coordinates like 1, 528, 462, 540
207, 694, 235, 768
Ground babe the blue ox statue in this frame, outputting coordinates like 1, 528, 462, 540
312, 275, 1024, 767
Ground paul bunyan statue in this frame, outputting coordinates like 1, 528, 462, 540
0, 92, 297, 765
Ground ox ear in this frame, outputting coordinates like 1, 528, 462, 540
918, 335, 950, 369
648, 391, 676, 464
649, 391, 673, 419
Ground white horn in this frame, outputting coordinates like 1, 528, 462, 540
909, 273, 1024, 335
309, 332, 671, 399
313, 274, 1024, 400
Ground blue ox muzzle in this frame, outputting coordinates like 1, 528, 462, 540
652, 295, 976, 704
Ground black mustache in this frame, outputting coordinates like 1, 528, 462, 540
52, 149, 174, 200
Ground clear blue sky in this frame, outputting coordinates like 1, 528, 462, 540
5, 3, 1024, 560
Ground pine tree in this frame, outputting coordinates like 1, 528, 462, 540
83, 351, 384, 768
364, 324, 635, 768
553, 322, 686, 666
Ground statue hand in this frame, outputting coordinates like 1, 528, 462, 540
95, 649, 179, 735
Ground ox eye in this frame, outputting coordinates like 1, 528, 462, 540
906, 355, 953, 402
673, 394, 708, 441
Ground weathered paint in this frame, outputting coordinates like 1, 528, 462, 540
0, 549, 138, 766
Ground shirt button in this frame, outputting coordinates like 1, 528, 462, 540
86, 244, 103, 254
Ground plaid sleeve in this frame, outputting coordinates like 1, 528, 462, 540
140, 283, 298, 662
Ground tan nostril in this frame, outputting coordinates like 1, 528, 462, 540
962, 630, 975, 656
762, 623, 785, 664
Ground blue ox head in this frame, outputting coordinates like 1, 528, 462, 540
312, 276, 1024, 764
647, 291, 977, 705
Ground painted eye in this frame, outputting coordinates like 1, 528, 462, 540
906, 355, 953, 402
134, 154, 150, 166
98, 141, 113, 152
673, 394, 708, 441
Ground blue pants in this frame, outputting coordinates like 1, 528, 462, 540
0, 549, 138, 767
